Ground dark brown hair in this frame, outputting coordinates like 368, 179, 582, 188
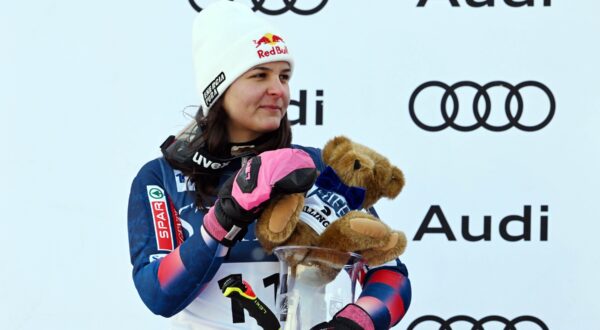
184, 98, 292, 209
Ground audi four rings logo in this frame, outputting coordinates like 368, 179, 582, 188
189, 0, 328, 15
408, 81, 556, 132
408, 315, 549, 330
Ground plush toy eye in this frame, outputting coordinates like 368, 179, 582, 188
353, 159, 361, 170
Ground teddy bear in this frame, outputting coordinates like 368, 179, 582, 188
255, 135, 407, 272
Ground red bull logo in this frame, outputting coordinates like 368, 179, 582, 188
253, 33, 288, 59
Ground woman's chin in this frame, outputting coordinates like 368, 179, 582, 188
262, 123, 281, 132
258, 120, 282, 132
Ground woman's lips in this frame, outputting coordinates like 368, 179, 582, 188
259, 105, 282, 112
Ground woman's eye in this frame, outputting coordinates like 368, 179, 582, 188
252, 72, 267, 78
280, 74, 290, 82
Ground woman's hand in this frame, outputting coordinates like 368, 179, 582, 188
203, 148, 317, 246
311, 304, 375, 330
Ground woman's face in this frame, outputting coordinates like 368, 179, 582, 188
222, 61, 291, 143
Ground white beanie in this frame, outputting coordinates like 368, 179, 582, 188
192, 1, 294, 114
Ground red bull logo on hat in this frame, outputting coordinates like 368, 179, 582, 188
253, 33, 288, 59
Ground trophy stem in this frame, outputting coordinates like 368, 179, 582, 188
273, 246, 365, 330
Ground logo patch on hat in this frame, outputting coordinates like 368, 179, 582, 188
203, 72, 226, 107
254, 33, 288, 59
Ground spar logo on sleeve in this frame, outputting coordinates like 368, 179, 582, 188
146, 185, 174, 251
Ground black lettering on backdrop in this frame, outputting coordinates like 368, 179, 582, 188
417, 0, 551, 7
413, 205, 457, 240
289, 89, 324, 126
462, 215, 491, 241
413, 205, 549, 241
417, 0, 459, 6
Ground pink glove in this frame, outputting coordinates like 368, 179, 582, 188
311, 304, 375, 330
204, 148, 317, 246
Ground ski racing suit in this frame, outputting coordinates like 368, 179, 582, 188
127, 145, 412, 329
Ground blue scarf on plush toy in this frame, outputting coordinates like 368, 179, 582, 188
314, 166, 366, 210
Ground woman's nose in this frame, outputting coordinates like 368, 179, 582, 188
266, 78, 285, 97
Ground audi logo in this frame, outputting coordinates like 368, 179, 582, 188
408, 81, 556, 132
408, 315, 549, 330
189, 0, 328, 15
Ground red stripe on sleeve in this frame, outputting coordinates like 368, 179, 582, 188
366, 269, 404, 290
387, 290, 406, 323
168, 197, 184, 246
157, 248, 186, 289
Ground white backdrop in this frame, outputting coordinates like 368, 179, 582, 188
2, 0, 599, 329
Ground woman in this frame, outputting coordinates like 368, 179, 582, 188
127, 2, 411, 329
